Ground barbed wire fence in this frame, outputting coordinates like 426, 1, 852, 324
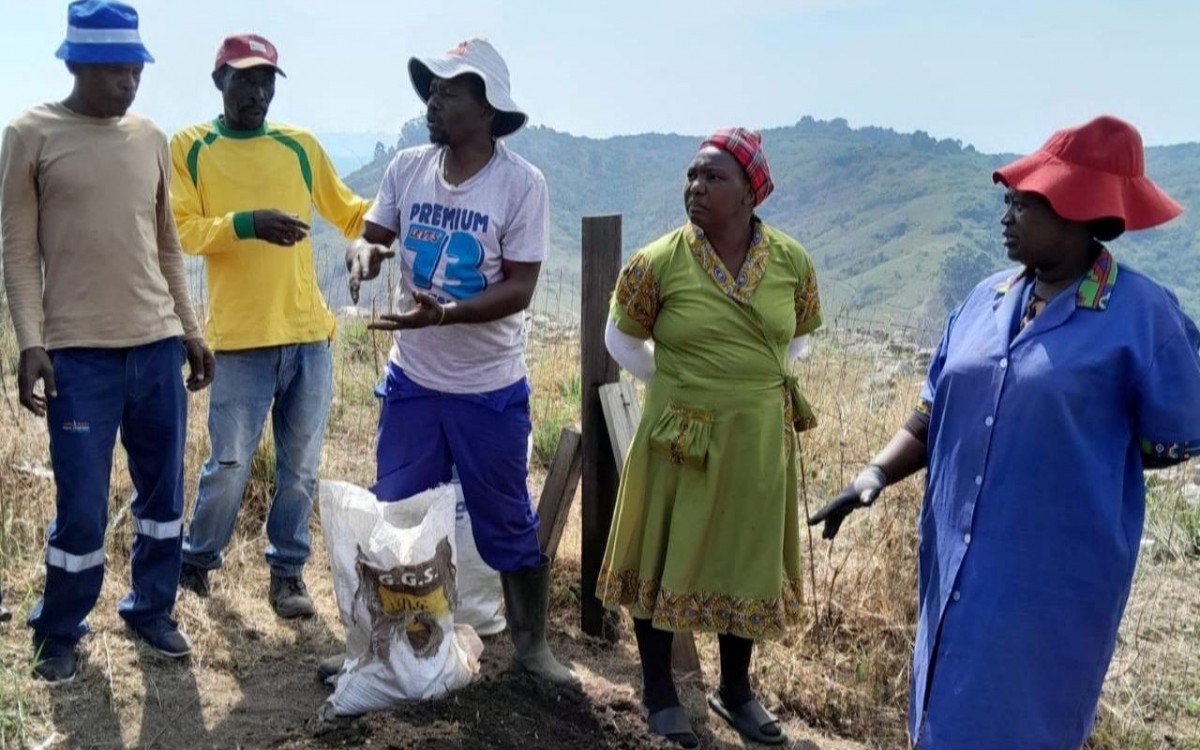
2, 259, 1196, 747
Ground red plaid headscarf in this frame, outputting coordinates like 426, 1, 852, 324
699, 127, 774, 206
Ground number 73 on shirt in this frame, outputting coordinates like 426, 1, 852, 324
403, 224, 488, 301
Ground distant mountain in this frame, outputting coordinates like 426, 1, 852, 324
313, 131, 395, 175
310, 118, 1200, 325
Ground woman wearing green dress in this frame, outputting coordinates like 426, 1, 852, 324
598, 127, 822, 747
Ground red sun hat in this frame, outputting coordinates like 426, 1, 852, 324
993, 115, 1181, 232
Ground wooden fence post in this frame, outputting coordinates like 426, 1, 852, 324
535, 427, 583, 563
580, 214, 622, 639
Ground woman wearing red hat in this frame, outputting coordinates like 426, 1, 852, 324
598, 128, 822, 747
809, 115, 1200, 749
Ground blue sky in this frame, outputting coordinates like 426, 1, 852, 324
2, 0, 1197, 155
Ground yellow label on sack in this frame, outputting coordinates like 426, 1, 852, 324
376, 585, 451, 617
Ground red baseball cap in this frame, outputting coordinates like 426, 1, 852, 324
214, 34, 286, 76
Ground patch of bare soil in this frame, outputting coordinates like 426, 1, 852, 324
287, 628, 865, 750
8, 542, 864, 750
291, 637, 657, 750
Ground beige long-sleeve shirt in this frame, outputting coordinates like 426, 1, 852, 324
0, 102, 200, 352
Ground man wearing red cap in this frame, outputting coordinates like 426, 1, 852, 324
169, 34, 371, 618
809, 116, 1200, 749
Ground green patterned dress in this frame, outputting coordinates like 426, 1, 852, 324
597, 220, 823, 640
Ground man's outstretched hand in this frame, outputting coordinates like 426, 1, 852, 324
346, 238, 396, 304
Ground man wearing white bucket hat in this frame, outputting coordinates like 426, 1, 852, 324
334, 38, 577, 687
0, 0, 212, 683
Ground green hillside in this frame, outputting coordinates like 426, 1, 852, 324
311, 117, 1200, 324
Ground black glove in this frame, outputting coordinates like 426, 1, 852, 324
807, 464, 887, 540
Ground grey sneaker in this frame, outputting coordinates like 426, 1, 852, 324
179, 563, 211, 598
269, 573, 315, 619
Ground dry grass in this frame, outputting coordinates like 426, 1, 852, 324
0, 285, 1198, 749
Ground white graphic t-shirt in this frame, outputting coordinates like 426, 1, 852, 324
365, 142, 549, 393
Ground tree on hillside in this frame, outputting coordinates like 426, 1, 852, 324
939, 243, 996, 312
398, 118, 428, 150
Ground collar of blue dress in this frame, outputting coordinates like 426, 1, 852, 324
993, 246, 1118, 312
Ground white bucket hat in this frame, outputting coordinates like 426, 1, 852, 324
408, 38, 528, 138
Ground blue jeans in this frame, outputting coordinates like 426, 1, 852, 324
27, 338, 187, 655
182, 342, 332, 577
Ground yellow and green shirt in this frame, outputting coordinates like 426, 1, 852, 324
169, 119, 370, 350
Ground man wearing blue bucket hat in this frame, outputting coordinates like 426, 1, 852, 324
0, 0, 214, 683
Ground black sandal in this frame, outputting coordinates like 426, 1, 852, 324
643, 704, 699, 748
706, 691, 787, 745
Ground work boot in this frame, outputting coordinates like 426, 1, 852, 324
269, 573, 315, 619
316, 653, 344, 684
500, 555, 580, 687
178, 562, 211, 598
32, 649, 78, 684
127, 617, 192, 658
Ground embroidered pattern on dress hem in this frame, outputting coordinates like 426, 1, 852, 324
596, 567, 804, 639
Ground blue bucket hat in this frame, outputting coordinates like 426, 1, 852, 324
55, 1, 154, 65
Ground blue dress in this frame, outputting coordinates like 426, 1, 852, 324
911, 249, 1200, 749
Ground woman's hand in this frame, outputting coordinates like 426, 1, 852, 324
807, 465, 886, 540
